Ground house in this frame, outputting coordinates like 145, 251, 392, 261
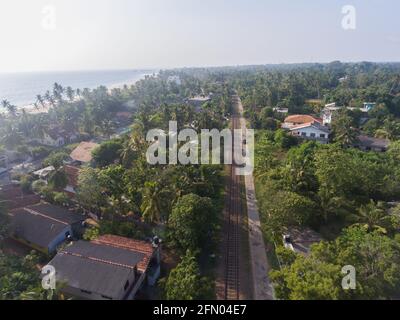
282, 115, 323, 129
354, 135, 390, 152
115, 112, 133, 126
283, 227, 322, 256
9, 203, 85, 254
33, 166, 55, 180
48, 235, 161, 300
187, 96, 212, 111
363, 102, 376, 112
35, 127, 79, 147
64, 165, 80, 196
289, 121, 330, 143
273, 107, 289, 114
70, 142, 99, 164
0, 184, 41, 210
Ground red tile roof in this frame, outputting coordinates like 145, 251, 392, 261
92, 235, 156, 273
70, 142, 99, 163
284, 115, 322, 125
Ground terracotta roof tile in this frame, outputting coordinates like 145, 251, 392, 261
284, 115, 322, 125
92, 235, 156, 273
70, 142, 99, 163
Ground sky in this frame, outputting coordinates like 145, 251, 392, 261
0, 0, 399, 73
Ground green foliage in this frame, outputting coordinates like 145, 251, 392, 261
53, 192, 70, 206
83, 227, 100, 241
20, 175, 34, 194
99, 221, 147, 240
31, 146, 52, 160
168, 194, 216, 253
31, 179, 47, 194
0, 252, 47, 300
0, 200, 10, 242
92, 140, 123, 168
43, 151, 69, 169
271, 226, 400, 300
165, 251, 214, 300
274, 129, 298, 149
48, 168, 68, 190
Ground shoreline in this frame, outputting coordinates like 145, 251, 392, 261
4, 72, 154, 115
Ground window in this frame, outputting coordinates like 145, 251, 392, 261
320, 134, 326, 138
301, 132, 307, 137
310, 133, 316, 138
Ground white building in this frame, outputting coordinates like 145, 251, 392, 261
289, 122, 330, 144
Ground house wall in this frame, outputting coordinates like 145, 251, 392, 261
291, 127, 329, 143
12, 236, 48, 254
61, 269, 137, 300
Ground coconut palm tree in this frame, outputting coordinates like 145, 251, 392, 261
36, 94, 46, 108
140, 181, 172, 223
44, 91, 56, 108
349, 200, 391, 234
66, 86, 75, 102
1, 99, 17, 117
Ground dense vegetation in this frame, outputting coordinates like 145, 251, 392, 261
2, 62, 400, 300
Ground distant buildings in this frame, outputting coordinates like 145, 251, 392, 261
48, 235, 161, 300
9, 203, 85, 254
322, 102, 376, 125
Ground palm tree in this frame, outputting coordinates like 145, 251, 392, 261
1, 99, 17, 117
36, 94, 46, 108
349, 200, 391, 234
140, 181, 172, 223
66, 86, 75, 102
44, 90, 56, 108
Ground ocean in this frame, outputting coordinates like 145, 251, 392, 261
0, 69, 154, 107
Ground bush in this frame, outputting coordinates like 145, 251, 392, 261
53, 192, 70, 206
168, 194, 216, 253
32, 180, 47, 194
20, 175, 34, 193
165, 251, 214, 300
31, 146, 52, 160
43, 152, 69, 169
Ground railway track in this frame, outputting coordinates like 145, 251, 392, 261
223, 115, 242, 300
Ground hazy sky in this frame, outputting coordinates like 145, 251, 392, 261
0, 0, 399, 72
